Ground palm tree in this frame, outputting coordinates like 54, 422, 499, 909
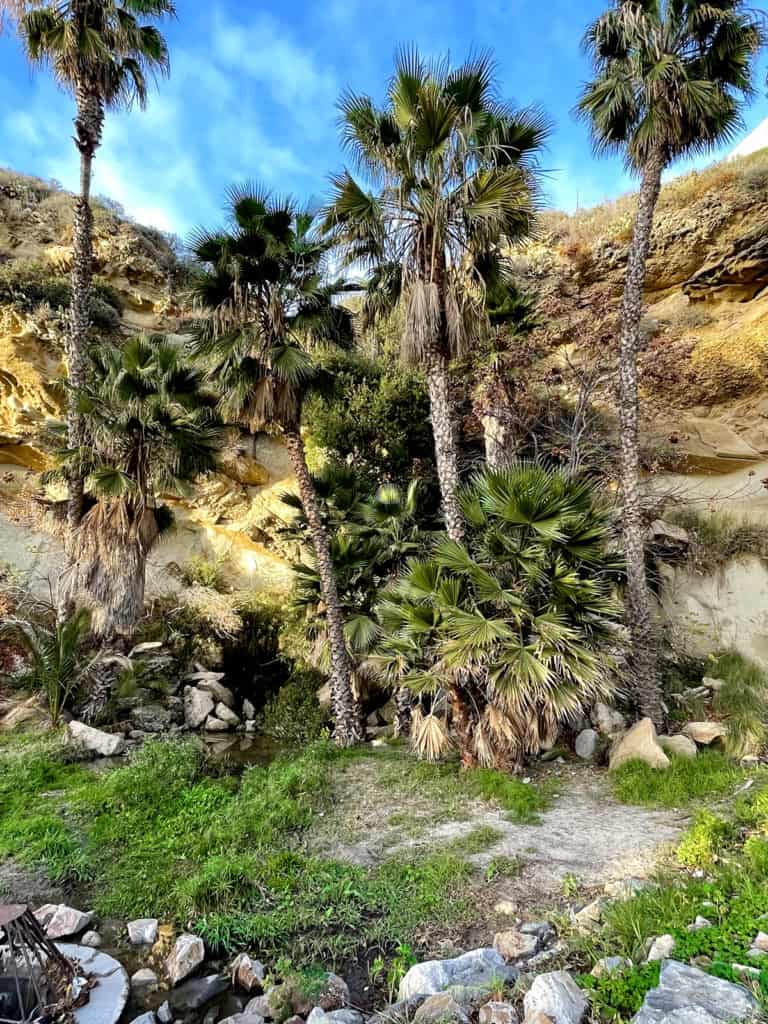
323, 49, 549, 542
372, 465, 625, 769
8, 0, 175, 536
577, 0, 764, 725
54, 334, 221, 639
188, 186, 364, 747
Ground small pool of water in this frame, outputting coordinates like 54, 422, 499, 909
198, 731, 289, 767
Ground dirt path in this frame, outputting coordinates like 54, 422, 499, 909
307, 758, 686, 911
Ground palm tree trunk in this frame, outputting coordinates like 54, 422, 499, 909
617, 148, 665, 727
284, 430, 364, 747
393, 687, 412, 737
65, 84, 103, 534
425, 350, 464, 543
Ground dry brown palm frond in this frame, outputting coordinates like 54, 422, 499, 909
402, 280, 440, 365
411, 709, 452, 761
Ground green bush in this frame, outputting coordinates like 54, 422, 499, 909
665, 507, 768, 572
181, 555, 227, 592
708, 651, 768, 757
611, 750, 745, 808
259, 669, 330, 744
0, 259, 122, 329
677, 812, 735, 868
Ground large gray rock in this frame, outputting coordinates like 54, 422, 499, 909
128, 918, 159, 945
166, 932, 205, 986
196, 678, 235, 708
523, 971, 587, 1024
592, 703, 626, 737
631, 959, 759, 1024
658, 735, 698, 760
243, 699, 257, 721
45, 904, 94, 939
68, 720, 125, 757
168, 973, 229, 1011
215, 702, 241, 726
232, 953, 265, 992
575, 729, 600, 761
479, 1002, 519, 1024
56, 944, 129, 1024
610, 719, 670, 772
204, 715, 230, 732
218, 1014, 266, 1024
412, 994, 470, 1024
398, 949, 517, 1001
306, 1010, 364, 1024
184, 686, 215, 729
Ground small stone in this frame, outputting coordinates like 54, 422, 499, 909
575, 729, 600, 760
520, 922, 556, 945
413, 994, 470, 1024
523, 971, 587, 1024
571, 899, 605, 932
243, 699, 256, 721
169, 973, 229, 1011
131, 968, 159, 994
81, 930, 102, 948
216, 702, 240, 726
646, 935, 676, 962
68, 720, 126, 756
479, 1002, 519, 1024
687, 916, 713, 932
658, 735, 698, 760
591, 957, 632, 978
752, 931, 768, 952
494, 928, 540, 962
245, 995, 272, 1017
610, 719, 670, 772
592, 703, 626, 737
232, 953, 265, 992
157, 1002, 173, 1024
494, 901, 518, 916
130, 1014, 157, 1024
682, 722, 728, 746
128, 918, 159, 945
166, 933, 205, 986
45, 905, 94, 939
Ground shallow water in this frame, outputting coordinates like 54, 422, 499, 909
198, 730, 288, 767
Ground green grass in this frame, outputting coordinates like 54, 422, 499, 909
665, 507, 768, 572
610, 750, 747, 808
0, 735, 477, 965
444, 825, 503, 856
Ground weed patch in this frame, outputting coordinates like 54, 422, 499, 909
611, 750, 746, 808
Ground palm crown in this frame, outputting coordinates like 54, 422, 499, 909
322, 49, 550, 364
189, 185, 354, 434
577, 0, 765, 170
18, 0, 174, 109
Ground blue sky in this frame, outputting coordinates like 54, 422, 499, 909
2, 0, 767, 237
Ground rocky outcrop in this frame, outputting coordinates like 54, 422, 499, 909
684, 225, 768, 304
632, 959, 758, 1024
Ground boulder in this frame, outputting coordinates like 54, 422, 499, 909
184, 686, 215, 729
479, 1002, 519, 1024
290, 973, 350, 1015
494, 929, 540, 962
216, 702, 241, 726
204, 715, 230, 732
245, 994, 273, 1017
243, 699, 256, 721
68, 720, 125, 757
169, 973, 229, 1012
610, 719, 670, 772
131, 704, 173, 733
130, 1014, 157, 1024
412, 994, 470, 1024
631, 959, 759, 1024
197, 679, 235, 708
232, 953, 265, 993
682, 722, 727, 746
166, 933, 205, 986
157, 1003, 173, 1024
523, 971, 587, 1024
218, 1015, 265, 1024
398, 949, 518, 1001
131, 968, 159, 995
45, 905, 93, 939
33, 904, 59, 929
128, 918, 159, 945
658, 735, 698, 760
81, 930, 102, 948
592, 703, 626, 737
751, 931, 768, 952
575, 729, 600, 761
306, 1011, 364, 1024
647, 936, 676, 963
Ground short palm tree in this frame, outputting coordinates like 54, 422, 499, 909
7, 0, 174, 536
577, 0, 764, 725
188, 186, 364, 747
372, 465, 624, 769
55, 334, 221, 638
323, 49, 549, 542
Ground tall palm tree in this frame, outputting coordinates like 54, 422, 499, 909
323, 49, 549, 542
8, 0, 174, 535
53, 334, 222, 639
188, 186, 364, 747
577, 0, 764, 725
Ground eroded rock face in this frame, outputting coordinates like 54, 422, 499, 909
683, 226, 768, 304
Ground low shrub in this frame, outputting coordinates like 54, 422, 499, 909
611, 750, 745, 808
259, 669, 330, 744
0, 260, 122, 329
666, 507, 768, 572
180, 554, 227, 592
577, 962, 661, 1021
677, 812, 735, 868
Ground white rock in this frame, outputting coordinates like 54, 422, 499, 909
523, 971, 587, 1024
197, 679, 235, 708
232, 952, 265, 992
610, 719, 670, 772
398, 949, 517, 1001
68, 720, 125, 757
183, 686, 214, 729
658, 735, 698, 760
128, 918, 159, 945
682, 722, 728, 746
33, 904, 59, 928
751, 931, 768, 952
204, 715, 230, 732
702, 677, 726, 692
243, 698, 256, 721
218, 1014, 265, 1024
493, 929, 540, 962
687, 916, 712, 932
593, 703, 626, 737
130, 1014, 157, 1024
631, 958, 758, 1024
45, 905, 94, 939
591, 957, 632, 978
647, 935, 676, 962
215, 702, 240, 726
479, 1002, 519, 1024
131, 968, 159, 994
575, 729, 600, 760
166, 933, 205, 986
157, 1002, 173, 1024
81, 930, 102, 948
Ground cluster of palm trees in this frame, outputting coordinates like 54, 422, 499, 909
2, 0, 765, 753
